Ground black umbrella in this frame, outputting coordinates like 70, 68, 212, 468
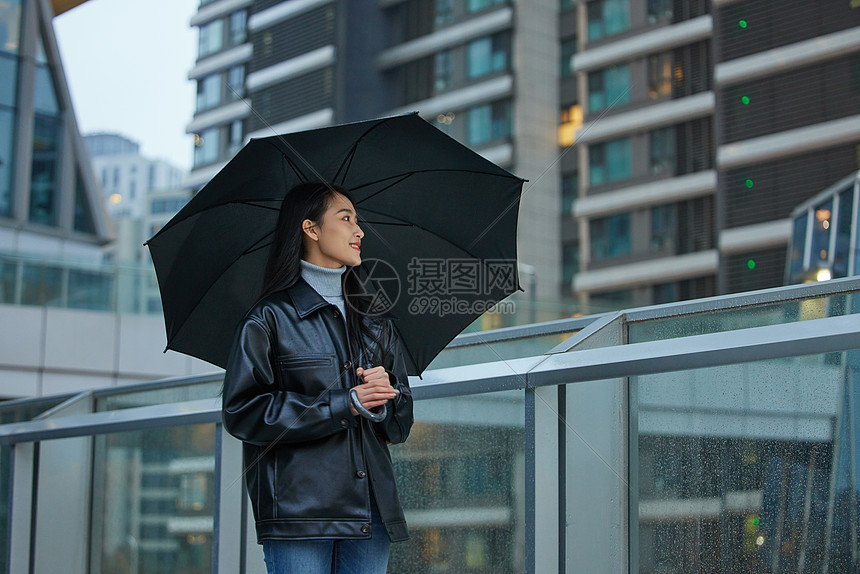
146, 112, 525, 376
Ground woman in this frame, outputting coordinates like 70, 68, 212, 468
222, 182, 413, 573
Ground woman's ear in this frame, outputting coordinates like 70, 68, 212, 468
302, 219, 318, 241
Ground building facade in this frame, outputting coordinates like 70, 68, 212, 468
571, 0, 860, 311
186, 0, 860, 316
0, 0, 111, 264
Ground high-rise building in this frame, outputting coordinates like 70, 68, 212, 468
571, 0, 860, 311
187, 0, 566, 323
186, 0, 860, 320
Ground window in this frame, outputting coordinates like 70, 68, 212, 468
0, 0, 21, 54
0, 108, 13, 217
649, 126, 675, 174
198, 19, 223, 58
193, 127, 219, 167
558, 104, 582, 147
151, 197, 188, 215
29, 114, 62, 226
561, 39, 577, 78
561, 171, 578, 214
467, 34, 509, 79
833, 188, 854, 278
196, 74, 220, 111
467, 101, 512, 146
650, 204, 676, 251
0, 54, 16, 106
648, 53, 672, 99
586, 0, 629, 41
589, 138, 631, 186
590, 213, 631, 260
588, 64, 630, 113
562, 242, 579, 284
229, 120, 243, 154
229, 11, 247, 46
435, 0, 453, 26
227, 65, 245, 100
647, 0, 672, 22
33, 64, 59, 115
435, 50, 451, 92
468, 0, 506, 13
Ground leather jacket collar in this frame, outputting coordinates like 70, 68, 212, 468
287, 278, 333, 319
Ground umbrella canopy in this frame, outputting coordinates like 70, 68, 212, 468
146, 113, 525, 376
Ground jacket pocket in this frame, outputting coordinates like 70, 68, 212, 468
279, 355, 335, 369
277, 354, 341, 394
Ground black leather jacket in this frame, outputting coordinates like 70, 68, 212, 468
222, 278, 413, 543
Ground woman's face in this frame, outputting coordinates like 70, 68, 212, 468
302, 193, 364, 268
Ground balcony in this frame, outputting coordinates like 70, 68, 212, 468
0, 277, 858, 572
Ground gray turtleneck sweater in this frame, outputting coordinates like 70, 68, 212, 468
300, 259, 347, 320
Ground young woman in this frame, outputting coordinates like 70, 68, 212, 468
222, 182, 413, 573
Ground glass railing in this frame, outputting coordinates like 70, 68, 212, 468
0, 277, 858, 572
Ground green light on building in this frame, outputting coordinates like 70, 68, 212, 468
741, 96, 750, 105
745, 179, 754, 188
747, 259, 756, 270
739, 19, 748, 28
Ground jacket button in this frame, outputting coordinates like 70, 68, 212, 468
332, 310, 340, 319
340, 419, 349, 427
361, 524, 370, 534
356, 470, 366, 478
344, 360, 352, 369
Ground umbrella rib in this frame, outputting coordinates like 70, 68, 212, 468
356, 173, 414, 204
333, 115, 404, 185
350, 168, 522, 196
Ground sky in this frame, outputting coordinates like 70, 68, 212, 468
53, 0, 198, 171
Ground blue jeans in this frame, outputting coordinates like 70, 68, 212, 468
262, 503, 390, 574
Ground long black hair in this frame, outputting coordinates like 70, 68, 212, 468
261, 182, 388, 367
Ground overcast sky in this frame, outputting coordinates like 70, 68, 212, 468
54, 0, 198, 171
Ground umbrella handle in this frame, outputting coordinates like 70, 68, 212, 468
350, 389, 387, 423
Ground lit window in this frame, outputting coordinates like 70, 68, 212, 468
647, 53, 672, 99
558, 104, 582, 147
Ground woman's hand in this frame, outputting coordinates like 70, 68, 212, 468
351, 366, 399, 415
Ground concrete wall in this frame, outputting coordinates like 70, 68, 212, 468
0, 304, 219, 398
